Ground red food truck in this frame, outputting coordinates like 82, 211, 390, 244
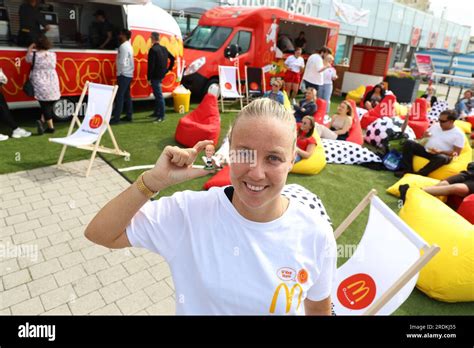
0, 0, 183, 120
182, 6, 339, 98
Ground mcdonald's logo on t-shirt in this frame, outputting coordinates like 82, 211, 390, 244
269, 283, 303, 314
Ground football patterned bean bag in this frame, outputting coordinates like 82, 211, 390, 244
321, 139, 381, 165
364, 117, 416, 148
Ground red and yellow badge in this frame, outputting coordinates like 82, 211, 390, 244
297, 268, 308, 284
89, 114, 103, 129
337, 273, 377, 310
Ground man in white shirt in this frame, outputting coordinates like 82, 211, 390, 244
395, 110, 465, 177
111, 29, 135, 124
302, 46, 332, 92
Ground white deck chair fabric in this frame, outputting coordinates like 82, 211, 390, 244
50, 83, 115, 147
219, 66, 242, 99
332, 196, 429, 315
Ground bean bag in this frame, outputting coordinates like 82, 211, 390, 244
454, 120, 472, 134
386, 174, 447, 202
321, 139, 381, 165
457, 194, 474, 224
281, 184, 332, 226
364, 116, 416, 148
175, 93, 220, 148
427, 101, 449, 125
346, 85, 366, 104
360, 95, 397, 129
359, 85, 374, 108
291, 131, 326, 175
465, 116, 474, 128
399, 188, 474, 302
282, 90, 292, 111
314, 99, 327, 126
413, 137, 472, 180
202, 165, 230, 190
345, 99, 364, 145
405, 98, 430, 139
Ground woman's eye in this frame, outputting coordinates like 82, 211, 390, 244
268, 155, 282, 162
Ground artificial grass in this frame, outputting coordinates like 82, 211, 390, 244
1, 97, 473, 315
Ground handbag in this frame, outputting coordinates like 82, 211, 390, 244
23, 52, 36, 97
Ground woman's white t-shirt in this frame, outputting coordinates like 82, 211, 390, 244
284, 55, 305, 73
126, 186, 337, 315
322, 67, 336, 85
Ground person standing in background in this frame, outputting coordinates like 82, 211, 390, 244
89, 10, 115, 50
318, 54, 338, 114
147, 32, 175, 123
26, 35, 60, 135
17, 0, 50, 47
294, 31, 306, 52
111, 29, 135, 124
284, 47, 305, 100
301, 46, 332, 93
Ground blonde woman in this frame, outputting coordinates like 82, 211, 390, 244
85, 98, 336, 315
318, 54, 338, 114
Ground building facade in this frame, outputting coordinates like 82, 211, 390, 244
152, 0, 472, 67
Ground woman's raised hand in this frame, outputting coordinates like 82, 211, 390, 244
145, 140, 215, 192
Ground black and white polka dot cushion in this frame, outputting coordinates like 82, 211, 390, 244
356, 107, 366, 119
364, 116, 416, 148
321, 139, 382, 165
428, 101, 449, 119
282, 184, 332, 226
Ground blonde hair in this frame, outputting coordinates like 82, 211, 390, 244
325, 54, 334, 63
229, 98, 296, 150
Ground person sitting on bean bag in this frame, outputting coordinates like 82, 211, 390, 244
394, 110, 465, 178
420, 85, 438, 108
363, 83, 385, 110
455, 89, 474, 117
295, 115, 317, 163
263, 80, 284, 105
293, 88, 317, 123
315, 100, 353, 141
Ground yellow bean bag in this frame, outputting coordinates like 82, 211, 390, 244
394, 102, 408, 117
413, 137, 472, 180
291, 132, 326, 175
346, 85, 366, 104
399, 188, 474, 302
386, 174, 446, 202
454, 120, 472, 134
282, 90, 292, 111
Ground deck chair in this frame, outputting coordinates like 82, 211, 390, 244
218, 65, 244, 112
332, 190, 440, 315
49, 82, 130, 177
245, 66, 266, 104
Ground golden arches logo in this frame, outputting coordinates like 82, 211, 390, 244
336, 273, 377, 310
269, 283, 303, 314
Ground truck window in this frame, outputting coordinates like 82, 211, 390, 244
184, 25, 232, 52
229, 30, 251, 54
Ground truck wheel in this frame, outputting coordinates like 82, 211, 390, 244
204, 78, 220, 98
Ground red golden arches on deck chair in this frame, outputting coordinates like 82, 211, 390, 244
175, 93, 221, 148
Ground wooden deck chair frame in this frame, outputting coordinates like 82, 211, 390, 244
51, 81, 130, 177
334, 189, 440, 315
219, 65, 244, 113
245, 66, 266, 105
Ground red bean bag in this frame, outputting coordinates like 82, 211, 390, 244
405, 98, 429, 138
313, 98, 327, 126
345, 99, 364, 145
447, 194, 474, 224
360, 94, 397, 129
175, 93, 221, 148
465, 116, 474, 128
360, 85, 374, 108
456, 194, 474, 224
203, 165, 231, 190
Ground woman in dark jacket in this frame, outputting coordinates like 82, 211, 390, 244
293, 88, 317, 122
363, 83, 385, 110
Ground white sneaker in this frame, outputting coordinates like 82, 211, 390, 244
0, 133, 9, 141
12, 128, 32, 138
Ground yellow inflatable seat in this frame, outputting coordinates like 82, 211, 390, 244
454, 120, 472, 134
386, 174, 446, 202
282, 90, 292, 111
399, 188, 474, 302
394, 102, 408, 116
413, 137, 472, 180
291, 131, 326, 175
346, 85, 366, 104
